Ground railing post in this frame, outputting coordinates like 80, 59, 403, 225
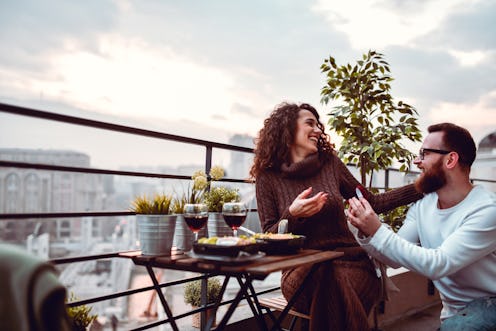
384, 169, 390, 190
205, 145, 213, 177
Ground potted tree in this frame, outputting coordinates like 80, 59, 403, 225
320, 50, 422, 228
131, 193, 176, 255
184, 278, 222, 328
320, 50, 423, 328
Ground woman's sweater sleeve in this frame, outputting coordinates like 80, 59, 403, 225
256, 172, 309, 234
336, 156, 423, 213
255, 172, 281, 233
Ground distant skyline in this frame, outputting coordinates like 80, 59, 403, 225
1, 0, 495, 168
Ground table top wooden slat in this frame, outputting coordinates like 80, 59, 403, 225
121, 249, 344, 280
246, 250, 344, 278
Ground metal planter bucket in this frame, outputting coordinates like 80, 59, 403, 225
137, 214, 177, 256
207, 212, 233, 238
174, 214, 208, 252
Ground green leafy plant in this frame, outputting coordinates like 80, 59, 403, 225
320, 50, 422, 230
66, 293, 97, 331
184, 278, 222, 307
131, 193, 173, 214
380, 202, 409, 232
180, 165, 239, 210
203, 186, 240, 212
171, 193, 187, 214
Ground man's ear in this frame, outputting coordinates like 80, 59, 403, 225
446, 152, 459, 169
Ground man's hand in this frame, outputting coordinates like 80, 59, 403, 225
289, 187, 328, 218
347, 197, 382, 237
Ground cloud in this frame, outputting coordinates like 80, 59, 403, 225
0, 0, 117, 69
230, 103, 256, 116
429, 89, 496, 143
311, 0, 479, 50
385, 45, 496, 105
1, 0, 494, 169
419, 0, 496, 51
1, 33, 240, 124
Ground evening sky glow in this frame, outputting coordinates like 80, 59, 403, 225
0, 0, 495, 168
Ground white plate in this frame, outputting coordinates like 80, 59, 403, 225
186, 251, 266, 264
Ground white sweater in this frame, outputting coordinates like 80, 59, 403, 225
357, 185, 496, 320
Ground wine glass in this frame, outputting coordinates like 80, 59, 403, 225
183, 203, 208, 242
222, 202, 247, 237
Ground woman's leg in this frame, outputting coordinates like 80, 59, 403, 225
281, 259, 381, 331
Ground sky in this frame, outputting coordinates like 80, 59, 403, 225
0, 0, 495, 169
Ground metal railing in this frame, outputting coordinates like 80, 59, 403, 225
0, 102, 260, 330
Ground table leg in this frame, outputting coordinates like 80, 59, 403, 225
215, 276, 252, 330
246, 279, 267, 317
201, 278, 208, 330
204, 276, 230, 331
237, 276, 268, 331
145, 265, 179, 331
269, 262, 321, 331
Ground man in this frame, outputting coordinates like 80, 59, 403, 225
347, 123, 496, 330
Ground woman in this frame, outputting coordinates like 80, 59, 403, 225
250, 102, 423, 330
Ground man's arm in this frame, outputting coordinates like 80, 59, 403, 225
348, 197, 496, 280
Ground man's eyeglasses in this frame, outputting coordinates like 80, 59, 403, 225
418, 148, 451, 160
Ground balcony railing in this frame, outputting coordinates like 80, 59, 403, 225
0, 102, 265, 330
1, 102, 495, 330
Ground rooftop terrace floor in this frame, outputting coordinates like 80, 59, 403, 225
382, 302, 441, 331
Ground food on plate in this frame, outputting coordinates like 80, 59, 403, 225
253, 233, 300, 240
194, 235, 260, 257
197, 235, 256, 246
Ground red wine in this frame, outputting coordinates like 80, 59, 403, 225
184, 215, 208, 232
223, 214, 246, 230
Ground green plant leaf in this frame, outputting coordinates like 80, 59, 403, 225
320, 50, 422, 224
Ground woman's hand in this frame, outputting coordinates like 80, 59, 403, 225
289, 187, 328, 218
347, 197, 382, 237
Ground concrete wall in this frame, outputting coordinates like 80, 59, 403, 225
374, 268, 441, 328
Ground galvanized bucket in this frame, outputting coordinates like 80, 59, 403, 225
137, 214, 177, 255
174, 214, 208, 252
207, 212, 233, 238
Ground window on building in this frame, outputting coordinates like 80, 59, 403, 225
25, 173, 40, 212
60, 220, 71, 238
5, 173, 20, 212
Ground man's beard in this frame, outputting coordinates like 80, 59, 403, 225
415, 158, 447, 194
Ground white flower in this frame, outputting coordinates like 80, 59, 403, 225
209, 166, 225, 181
193, 175, 208, 191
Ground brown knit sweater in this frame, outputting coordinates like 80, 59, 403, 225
255, 152, 422, 330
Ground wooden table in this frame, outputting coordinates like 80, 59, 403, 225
121, 249, 344, 331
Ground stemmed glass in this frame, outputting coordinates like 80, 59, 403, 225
222, 202, 247, 237
183, 203, 209, 242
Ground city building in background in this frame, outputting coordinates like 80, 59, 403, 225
0, 148, 115, 245
473, 131, 496, 191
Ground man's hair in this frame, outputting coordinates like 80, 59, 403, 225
428, 123, 476, 168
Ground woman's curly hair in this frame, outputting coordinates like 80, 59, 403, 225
249, 102, 333, 179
